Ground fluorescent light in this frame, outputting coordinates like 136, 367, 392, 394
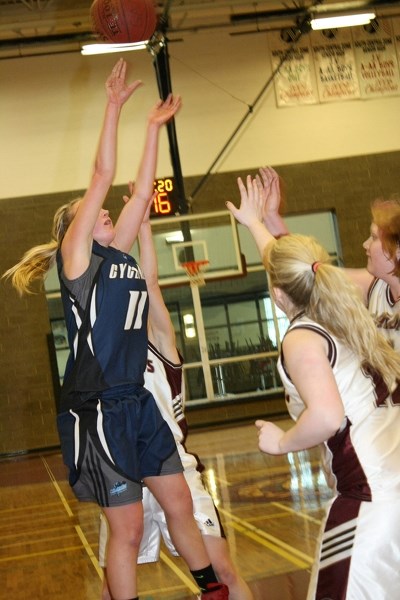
81, 41, 148, 55
310, 12, 375, 30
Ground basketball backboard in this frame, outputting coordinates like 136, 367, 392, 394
141, 210, 245, 286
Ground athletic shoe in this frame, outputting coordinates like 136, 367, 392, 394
200, 582, 229, 599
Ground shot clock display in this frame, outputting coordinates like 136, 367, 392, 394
151, 177, 180, 217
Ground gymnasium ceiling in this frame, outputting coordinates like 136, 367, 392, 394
1, 0, 400, 58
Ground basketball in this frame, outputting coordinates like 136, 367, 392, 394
90, 0, 158, 44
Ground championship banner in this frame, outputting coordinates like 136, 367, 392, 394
311, 28, 360, 103
352, 18, 400, 98
268, 30, 318, 107
391, 16, 400, 72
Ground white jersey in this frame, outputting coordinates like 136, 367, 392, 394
367, 277, 400, 352
145, 342, 186, 445
278, 316, 400, 599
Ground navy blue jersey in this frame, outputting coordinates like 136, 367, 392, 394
57, 241, 149, 411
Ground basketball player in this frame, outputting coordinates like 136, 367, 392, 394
256, 166, 400, 350
3, 60, 226, 600
226, 174, 400, 599
99, 198, 252, 600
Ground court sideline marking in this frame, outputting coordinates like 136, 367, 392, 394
41, 456, 103, 578
217, 506, 314, 568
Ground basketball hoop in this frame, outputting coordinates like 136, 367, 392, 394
181, 260, 209, 287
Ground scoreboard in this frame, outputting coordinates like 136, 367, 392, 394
151, 177, 181, 217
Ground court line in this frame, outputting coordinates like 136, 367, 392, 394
160, 551, 199, 594
41, 457, 103, 578
0, 501, 63, 514
271, 502, 323, 525
217, 506, 314, 566
0, 545, 85, 563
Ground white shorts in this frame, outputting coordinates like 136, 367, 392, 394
307, 495, 400, 599
98, 446, 223, 566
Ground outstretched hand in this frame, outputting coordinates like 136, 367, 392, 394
106, 58, 143, 106
226, 175, 265, 228
258, 167, 281, 217
258, 166, 289, 237
148, 93, 182, 128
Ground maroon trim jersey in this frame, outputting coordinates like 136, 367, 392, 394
145, 341, 187, 442
367, 277, 400, 352
279, 316, 400, 599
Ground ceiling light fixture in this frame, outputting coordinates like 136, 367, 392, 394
310, 12, 376, 30
81, 41, 148, 55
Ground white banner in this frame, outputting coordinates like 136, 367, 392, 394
352, 19, 400, 98
311, 28, 360, 102
391, 16, 400, 73
268, 30, 318, 107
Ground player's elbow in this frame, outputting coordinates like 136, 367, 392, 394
323, 404, 346, 438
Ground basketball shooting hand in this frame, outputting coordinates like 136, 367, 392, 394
106, 58, 143, 106
148, 94, 182, 128
255, 419, 285, 455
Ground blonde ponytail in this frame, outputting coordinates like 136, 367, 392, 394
2, 197, 80, 295
2, 241, 58, 295
264, 234, 400, 389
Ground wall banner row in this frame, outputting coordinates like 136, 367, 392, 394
270, 17, 400, 106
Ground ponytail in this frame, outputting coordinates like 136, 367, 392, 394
264, 234, 400, 389
2, 197, 80, 295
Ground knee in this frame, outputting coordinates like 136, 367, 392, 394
108, 518, 144, 548
168, 492, 193, 521
164, 485, 194, 520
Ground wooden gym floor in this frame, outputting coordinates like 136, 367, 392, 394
0, 420, 332, 600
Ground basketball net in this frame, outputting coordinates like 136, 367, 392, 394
181, 260, 209, 287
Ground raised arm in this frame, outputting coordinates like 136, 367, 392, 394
226, 175, 276, 260
61, 59, 141, 279
113, 94, 182, 253
139, 204, 178, 363
256, 329, 345, 454
259, 167, 373, 303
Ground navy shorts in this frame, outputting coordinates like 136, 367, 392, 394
57, 384, 182, 507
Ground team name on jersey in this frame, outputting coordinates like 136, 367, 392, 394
108, 263, 144, 279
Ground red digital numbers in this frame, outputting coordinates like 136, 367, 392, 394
152, 178, 174, 216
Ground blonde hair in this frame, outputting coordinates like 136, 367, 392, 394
2, 198, 80, 295
371, 198, 400, 278
264, 234, 400, 389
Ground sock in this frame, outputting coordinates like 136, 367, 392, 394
190, 564, 218, 593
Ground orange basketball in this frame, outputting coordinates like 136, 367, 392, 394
90, 0, 157, 44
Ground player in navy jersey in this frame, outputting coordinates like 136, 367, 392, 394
255, 166, 400, 351
226, 175, 400, 599
98, 199, 251, 599
3, 60, 226, 600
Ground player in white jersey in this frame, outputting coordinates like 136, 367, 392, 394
253, 167, 400, 351
227, 174, 400, 599
137, 341, 226, 564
